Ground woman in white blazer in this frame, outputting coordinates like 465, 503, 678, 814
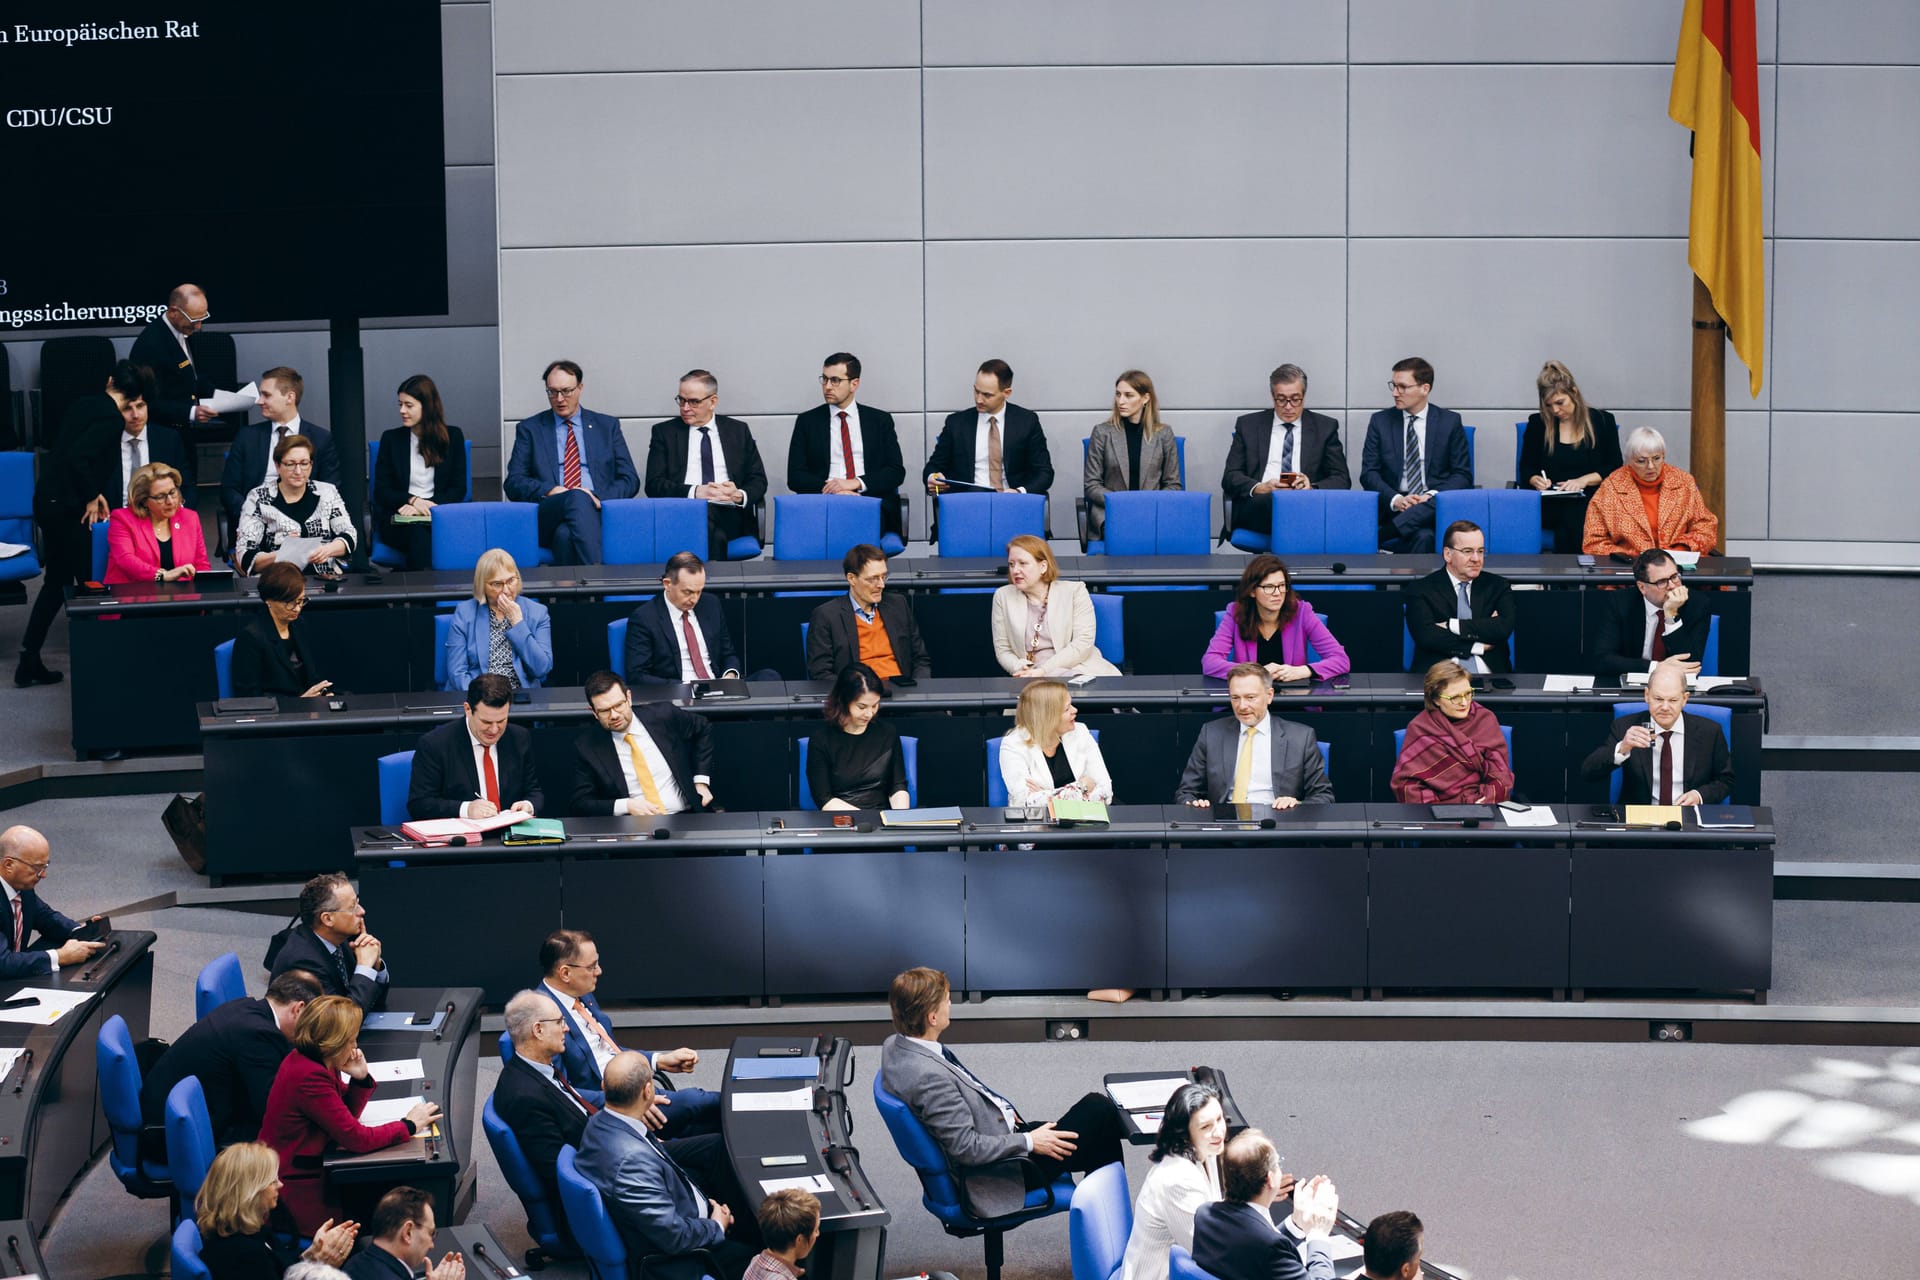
990, 534, 1122, 678
1121, 1083, 1228, 1280
999, 680, 1114, 806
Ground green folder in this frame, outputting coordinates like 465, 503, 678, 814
503, 817, 567, 845
1048, 798, 1110, 826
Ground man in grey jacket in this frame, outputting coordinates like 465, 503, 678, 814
1177, 664, 1336, 809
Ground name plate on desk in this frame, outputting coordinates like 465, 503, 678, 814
363, 1010, 446, 1032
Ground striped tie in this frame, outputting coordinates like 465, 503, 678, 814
562, 422, 582, 489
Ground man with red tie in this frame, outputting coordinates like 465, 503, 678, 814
1580, 662, 1735, 806
786, 352, 907, 543
504, 360, 641, 565
407, 673, 546, 820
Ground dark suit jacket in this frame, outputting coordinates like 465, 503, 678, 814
231, 616, 326, 698
1193, 1200, 1335, 1280
1221, 409, 1351, 508
70, 419, 196, 511
492, 1053, 594, 1220
1174, 715, 1335, 806
644, 416, 769, 507
505, 408, 640, 503
371, 424, 468, 519
572, 1107, 726, 1266
547, 985, 626, 1092
1404, 568, 1515, 675
1591, 586, 1712, 677
408, 719, 545, 819
0, 888, 82, 980
805, 594, 932, 681
1580, 711, 1735, 805
624, 594, 742, 685
570, 704, 715, 817
343, 1243, 414, 1280
1360, 404, 1472, 499
788, 404, 906, 532
924, 403, 1054, 493
128, 318, 217, 428
222, 420, 341, 528
268, 923, 390, 1012
139, 996, 289, 1143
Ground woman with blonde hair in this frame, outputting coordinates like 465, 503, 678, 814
1518, 360, 1622, 552
194, 1141, 358, 1278
998, 679, 1113, 807
444, 546, 553, 690
106, 461, 211, 584
1084, 369, 1182, 539
990, 534, 1121, 678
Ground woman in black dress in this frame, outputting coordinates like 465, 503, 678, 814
231, 561, 330, 699
807, 663, 909, 811
1518, 360, 1623, 553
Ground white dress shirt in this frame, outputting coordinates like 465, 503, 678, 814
1641, 599, 1682, 667
2, 880, 62, 972
828, 401, 866, 486
1234, 717, 1276, 807
1260, 413, 1302, 484
974, 409, 1023, 492
610, 722, 690, 816
459, 724, 511, 819
670, 607, 716, 682
262, 416, 303, 484
119, 430, 147, 505
542, 980, 624, 1075
407, 432, 435, 499
1615, 712, 1687, 802
681, 420, 745, 504
1443, 569, 1491, 672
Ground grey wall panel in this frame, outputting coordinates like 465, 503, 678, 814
923, 67, 1346, 239
443, 2, 496, 166
923, 0, 1346, 66
1769, 414, 1919, 542
1778, 0, 1920, 65
496, 71, 922, 247
1352, 0, 1776, 64
492, 0, 920, 73
1774, 68, 1920, 239
497, 242, 925, 430
1771, 240, 1920, 414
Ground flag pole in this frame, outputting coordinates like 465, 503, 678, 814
1689, 274, 1728, 554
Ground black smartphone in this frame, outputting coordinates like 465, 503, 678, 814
73, 916, 111, 943
887, 676, 918, 688
1490, 677, 1515, 690
1589, 805, 1621, 822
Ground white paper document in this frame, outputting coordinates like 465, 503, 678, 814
367, 1058, 426, 1084
0, 987, 95, 1025
1668, 549, 1701, 568
1499, 804, 1558, 828
1105, 1076, 1189, 1111
731, 1087, 812, 1112
1693, 675, 1744, 691
0, 543, 30, 560
760, 1173, 834, 1195
270, 536, 327, 568
200, 382, 259, 415
1542, 674, 1595, 692
0, 1047, 26, 1080
359, 1095, 425, 1126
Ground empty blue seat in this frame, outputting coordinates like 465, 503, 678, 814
773, 494, 882, 562
368, 438, 474, 568
1069, 1161, 1132, 1280
195, 952, 246, 1019
797, 736, 918, 809
172, 1220, 212, 1280
1089, 593, 1124, 668
97, 1014, 173, 1201
1170, 1244, 1221, 1280
1607, 701, 1733, 804
483, 1095, 571, 1266
213, 639, 235, 700
1092, 490, 1211, 556
1233, 490, 1376, 555
164, 1076, 216, 1203
429, 501, 554, 571
937, 493, 1046, 558
600, 498, 711, 567
1433, 489, 1543, 556
378, 751, 415, 826
0, 453, 42, 586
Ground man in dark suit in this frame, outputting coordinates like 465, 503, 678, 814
1580, 663, 1735, 806
267, 872, 391, 1011
1405, 521, 1515, 675
1359, 1211, 1426, 1280
1592, 549, 1713, 677
788, 352, 906, 540
495, 990, 600, 1246
645, 370, 769, 561
0, 825, 106, 979
574, 671, 716, 816
1359, 357, 1472, 553
1222, 363, 1351, 540
1175, 665, 1335, 809
923, 358, 1054, 496
408, 673, 546, 820
573, 1052, 759, 1280
221, 366, 340, 532
342, 1186, 462, 1280
805, 544, 932, 681
140, 970, 321, 1148
536, 929, 720, 1138
126, 284, 219, 428
505, 359, 642, 565
625, 552, 745, 685
1193, 1129, 1340, 1280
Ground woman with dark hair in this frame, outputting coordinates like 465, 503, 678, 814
1084, 369, 1182, 538
1519, 360, 1622, 553
1390, 660, 1515, 804
1201, 554, 1349, 682
233, 434, 354, 574
373, 373, 469, 570
1121, 1083, 1227, 1280
807, 663, 909, 811
231, 562, 332, 698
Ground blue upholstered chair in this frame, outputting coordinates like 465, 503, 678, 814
937, 493, 1046, 557
213, 639, 235, 699
164, 1076, 216, 1203
368, 437, 474, 568
1170, 1244, 1222, 1280
429, 501, 554, 571
1231, 489, 1377, 555
608, 617, 629, 680
378, 751, 415, 826
1089, 593, 1124, 669
600, 498, 711, 567
1394, 725, 1515, 758
433, 612, 453, 690
91, 519, 110, 580
171, 1220, 211, 1280
1702, 615, 1722, 677
1088, 490, 1211, 556
797, 736, 918, 809
1607, 701, 1733, 804
97, 1014, 173, 1203
1433, 488, 1543, 556
483, 1095, 572, 1268
555, 1145, 626, 1280
0, 453, 42, 589
194, 952, 245, 1019
1077, 435, 1189, 551
1067, 1161, 1132, 1280
986, 728, 1102, 808
772, 494, 882, 562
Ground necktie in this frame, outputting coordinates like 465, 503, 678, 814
838, 410, 857, 480
1231, 725, 1255, 804
562, 422, 582, 490
625, 734, 666, 810
1281, 423, 1295, 475
1403, 413, 1424, 493
482, 745, 500, 809
941, 1046, 1022, 1127
572, 997, 622, 1055
699, 427, 716, 486
552, 1064, 599, 1115
12, 896, 24, 953
1456, 581, 1473, 621
681, 611, 711, 680
128, 436, 142, 494
269, 427, 287, 483
987, 416, 1004, 490
1650, 613, 1668, 661
1658, 731, 1675, 805
334, 943, 353, 991
645, 1131, 708, 1214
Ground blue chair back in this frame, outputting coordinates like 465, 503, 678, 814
799, 621, 810, 669
1170, 1245, 1220, 1280
1702, 614, 1721, 677
1068, 1161, 1133, 1280
600, 498, 710, 567
1432, 488, 1542, 556
499, 1029, 514, 1063
434, 612, 453, 690
484, 1095, 568, 1253
378, 750, 416, 826
1462, 423, 1477, 478
873, 1074, 969, 1223
987, 729, 1100, 807
98, 1014, 170, 1192
0, 453, 41, 584
1090, 593, 1123, 667
1513, 422, 1529, 488
773, 494, 881, 561
1394, 725, 1514, 757
1607, 702, 1732, 804
91, 519, 110, 580
195, 952, 245, 1019
164, 1076, 216, 1202
172, 1220, 212, 1280
1256, 490, 1377, 555
608, 618, 629, 680
937, 493, 1045, 557
1098, 491, 1211, 556
557, 1144, 628, 1280
798, 736, 917, 809
430, 501, 550, 570
213, 639, 235, 699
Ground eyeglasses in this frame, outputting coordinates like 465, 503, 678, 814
149, 488, 182, 503
1448, 546, 1487, 558
5, 857, 50, 878
487, 577, 519, 590
1437, 690, 1474, 705
674, 394, 716, 408
282, 596, 309, 610
1389, 381, 1420, 393
174, 307, 210, 324
1644, 573, 1681, 589
545, 385, 581, 399
1270, 393, 1305, 407
534, 1017, 565, 1028
819, 375, 852, 387
279, 458, 313, 470
1253, 583, 1288, 594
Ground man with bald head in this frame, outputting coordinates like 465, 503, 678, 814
0, 826, 106, 979
1581, 662, 1734, 806
491, 989, 602, 1241
128, 283, 222, 428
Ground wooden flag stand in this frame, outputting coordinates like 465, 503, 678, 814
1690, 274, 1728, 554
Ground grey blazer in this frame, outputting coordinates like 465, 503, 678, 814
1175, 714, 1335, 805
1084, 421, 1182, 537
879, 1033, 1031, 1218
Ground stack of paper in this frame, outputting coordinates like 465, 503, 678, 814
1106, 1077, 1188, 1112
360, 1095, 426, 1126
732, 1087, 812, 1112
0, 987, 95, 1026
1499, 805, 1557, 827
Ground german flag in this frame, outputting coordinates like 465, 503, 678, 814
1670, 0, 1764, 397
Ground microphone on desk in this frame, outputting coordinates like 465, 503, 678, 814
1259, 818, 1276, 830
1330, 561, 1348, 575
433, 1000, 456, 1042
80, 939, 121, 982
651, 828, 673, 840
856, 821, 875, 834
448, 835, 469, 846
10, 1049, 32, 1095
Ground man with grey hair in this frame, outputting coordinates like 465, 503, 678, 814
284, 1264, 353, 1280
1193, 1128, 1339, 1280
0, 824, 105, 979
644, 369, 769, 560
128, 282, 221, 428
493, 989, 601, 1224
1222, 363, 1351, 542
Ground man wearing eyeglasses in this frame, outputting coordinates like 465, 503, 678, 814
645, 370, 769, 561
1359, 356, 1472, 553
1404, 520, 1515, 676
1176, 664, 1335, 809
1592, 549, 1711, 678
787, 352, 906, 542
127, 283, 221, 429
0, 825, 108, 979
1221, 363, 1351, 542
492, 988, 600, 1245
504, 359, 641, 565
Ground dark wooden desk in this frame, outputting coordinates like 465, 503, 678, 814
0, 1219, 48, 1279
434, 1222, 522, 1280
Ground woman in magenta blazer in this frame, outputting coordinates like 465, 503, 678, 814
1202, 554, 1350, 682
106, 462, 211, 584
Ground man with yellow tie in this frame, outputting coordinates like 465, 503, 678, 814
538, 929, 722, 1137
1176, 663, 1335, 809
572, 671, 717, 816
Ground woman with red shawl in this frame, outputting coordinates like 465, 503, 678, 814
1390, 660, 1515, 804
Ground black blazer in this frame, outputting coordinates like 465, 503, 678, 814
72, 419, 196, 511
1221, 409, 1351, 502
267, 923, 390, 1012
139, 995, 289, 1142
789, 404, 906, 501
643, 415, 769, 505
127, 318, 217, 427
1519, 408, 1623, 487
1404, 568, 1515, 675
492, 1052, 594, 1215
569, 703, 715, 816
222, 420, 342, 528
924, 403, 1054, 493
231, 616, 326, 698
0, 888, 82, 980
408, 718, 546, 819
1591, 586, 1712, 677
1581, 711, 1735, 805
1193, 1200, 1331, 1280
371, 425, 468, 519
195, 1227, 302, 1280
624, 594, 742, 685
805, 594, 932, 681
343, 1243, 415, 1280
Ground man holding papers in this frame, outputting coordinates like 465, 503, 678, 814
0, 826, 106, 979
268, 872, 391, 1011
1579, 664, 1734, 806
408, 673, 545, 820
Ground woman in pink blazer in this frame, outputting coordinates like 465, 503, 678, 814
105, 462, 211, 584
1201, 554, 1350, 682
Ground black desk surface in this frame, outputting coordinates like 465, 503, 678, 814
720, 1036, 888, 1230
0, 1220, 47, 1280
434, 1223, 524, 1280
